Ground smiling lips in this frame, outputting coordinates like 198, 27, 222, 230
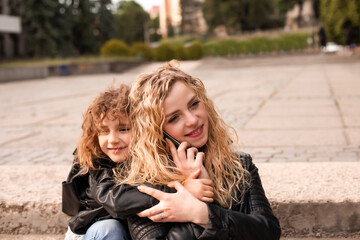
108, 147, 126, 153
185, 125, 204, 138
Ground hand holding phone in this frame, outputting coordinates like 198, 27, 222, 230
163, 131, 181, 149
163, 131, 206, 179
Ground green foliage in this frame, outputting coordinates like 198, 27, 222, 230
203, 39, 239, 56
131, 42, 153, 60
185, 41, 203, 60
174, 45, 187, 60
21, 0, 60, 57
149, 16, 162, 42
96, 0, 116, 46
100, 39, 130, 57
203, 34, 309, 57
203, 0, 276, 33
53, 2, 76, 57
246, 0, 275, 30
72, 0, 98, 54
276, 0, 305, 15
115, 1, 149, 44
153, 43, 177, 61
320, 0, 360, 44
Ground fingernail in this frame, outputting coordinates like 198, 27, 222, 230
137, 185, 143, 190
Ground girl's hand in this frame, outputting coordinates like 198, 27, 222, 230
166, 138, 204, 178
175, 176, 214, 203
137, 181, 209, 227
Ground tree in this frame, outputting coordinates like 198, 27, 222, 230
21, 0, 60, 57
95, 0, 116, 46
149, 15, 162, 42
203, 0, 246, 33
53, 1, 77, 57
246, 0, 275, 30
115, 0, 149, 44
203, 0, 277, 33
320, 0, 360, 44
72, 0, 98, 54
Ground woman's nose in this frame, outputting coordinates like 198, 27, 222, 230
184, 112, 198, 127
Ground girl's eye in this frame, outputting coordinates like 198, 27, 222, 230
99, 128, 109, 134
119, 127, 130, 132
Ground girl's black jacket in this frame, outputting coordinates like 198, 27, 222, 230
62, 153, 281, 239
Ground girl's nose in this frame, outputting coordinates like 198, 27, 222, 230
108, 131, 120, 143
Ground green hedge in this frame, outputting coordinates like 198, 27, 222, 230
153, 43, 177, 61
100, 33, 309, 61
100, 39, 130, 57
203, 33, 309, 57
131, 42, 153, 60
185, 41, 203, 60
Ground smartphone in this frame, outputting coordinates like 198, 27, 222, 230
163, 131, 181, 148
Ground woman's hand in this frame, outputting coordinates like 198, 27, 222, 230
166, 138, 205, 178
137, 181, 209, 228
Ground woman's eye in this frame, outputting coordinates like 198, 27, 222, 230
168, 115, 178, 123
190, 100, 200, 108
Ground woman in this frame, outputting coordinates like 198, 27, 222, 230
117, 60, 281, 239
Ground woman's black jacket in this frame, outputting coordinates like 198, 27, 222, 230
62, 153, 281, 239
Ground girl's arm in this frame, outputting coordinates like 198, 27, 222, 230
88, 168, 175, 219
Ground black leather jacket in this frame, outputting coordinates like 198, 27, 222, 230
62, 153, 280, 239
127, 153, 281, 240
62, 155, 174, 234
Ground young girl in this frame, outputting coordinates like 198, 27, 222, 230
62, 84, 214, 240
119, 60, 281, 239
63, 85, 132, 240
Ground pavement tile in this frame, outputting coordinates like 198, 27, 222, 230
245, 116, 342, 129
346, 129, 360, 145
308, 157, 331, 162
343, 116, 360, 127
256, 105, 339, 117
238, 129, 347, 147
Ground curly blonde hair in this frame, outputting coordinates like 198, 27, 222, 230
118, 60, 248, 208
76, 84, 130, 173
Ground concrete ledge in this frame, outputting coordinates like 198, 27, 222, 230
0, 163, 359, 237
0, 66, 48, 83
0, 60, 145, 82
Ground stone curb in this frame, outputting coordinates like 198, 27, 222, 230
1, 163, 359, 237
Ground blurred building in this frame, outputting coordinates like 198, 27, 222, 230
181, 0, 207, 35
160, 0, 207, 38
0, 0, 22, 59
285, 0, 315, 31
160, 0, 181, 37
148, 5, 160, 19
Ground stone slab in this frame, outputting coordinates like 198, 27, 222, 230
245, 116, 342, 129
0, 162, 359, 237
238, 129, 347, 146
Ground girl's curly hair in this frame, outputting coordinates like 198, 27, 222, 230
76, 84, 130, 173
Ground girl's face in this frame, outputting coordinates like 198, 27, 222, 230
98, 113, 132, 163
163, 81, 209, 148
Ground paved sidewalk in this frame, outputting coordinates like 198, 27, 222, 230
0, 54, 359, 166
1, 54, 359, 238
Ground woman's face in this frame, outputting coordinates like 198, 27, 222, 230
163, 81, 209, 148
